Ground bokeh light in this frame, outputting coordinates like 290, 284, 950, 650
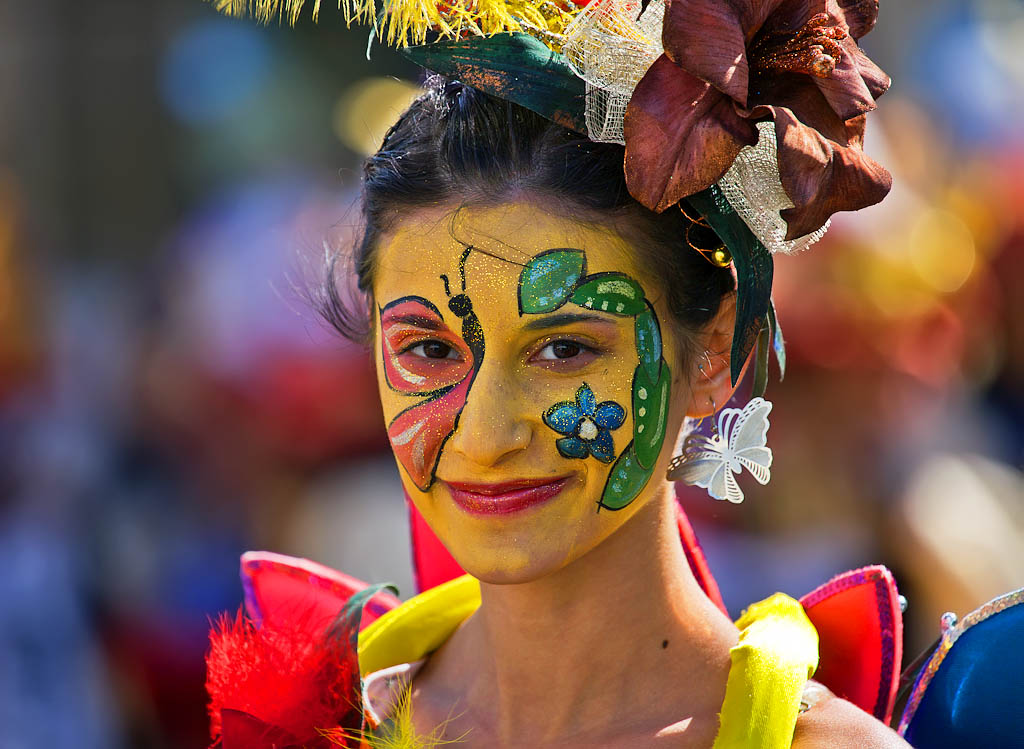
161, 19, 272, 125
908, 208, 977, 294
332, 76, 423, 154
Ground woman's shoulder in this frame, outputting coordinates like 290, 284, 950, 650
792, 682, 910, 749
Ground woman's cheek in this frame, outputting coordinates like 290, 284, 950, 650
386, 374, 475, 491
377, 333, 478, 490
527, 368, 636, 467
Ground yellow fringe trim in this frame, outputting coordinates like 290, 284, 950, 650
320, 690, 466, 748
369, 690, 467, 748
210, 0, 579, 50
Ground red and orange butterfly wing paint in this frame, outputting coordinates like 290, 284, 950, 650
379, 296, 478, 490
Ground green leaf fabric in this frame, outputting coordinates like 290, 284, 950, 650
329, 582, 400, 652
751, 317, 771, 398
769, 300, 786, 381
685, 186, 774, 386
401, 33, 587, 133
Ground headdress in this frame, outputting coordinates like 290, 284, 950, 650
210, 0, 891, 392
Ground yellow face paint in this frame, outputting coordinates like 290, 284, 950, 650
372, 204, 687, 582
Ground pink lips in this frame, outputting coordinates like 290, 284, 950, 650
445, 477, 571, 516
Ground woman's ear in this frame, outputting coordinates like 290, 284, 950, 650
685, 293, 742, 418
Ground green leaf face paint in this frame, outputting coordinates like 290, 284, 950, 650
598, 443, 651, 511
634, 305, 662, 381
571, 273, 646, 316
632, 359, 671, 471
518, 249, 587, 314
519, 251, 673, 512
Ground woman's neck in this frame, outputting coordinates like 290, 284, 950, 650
417, 487, 738, 745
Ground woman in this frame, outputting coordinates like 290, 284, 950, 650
206, 1, 915, 746
208, 86, 909, 748
345, 82, 908, 747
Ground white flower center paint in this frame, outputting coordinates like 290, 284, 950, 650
578, 418, 599, 441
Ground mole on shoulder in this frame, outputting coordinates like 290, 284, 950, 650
661, 640, 669, 649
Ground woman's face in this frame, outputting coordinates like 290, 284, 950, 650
372, 203, 692, 583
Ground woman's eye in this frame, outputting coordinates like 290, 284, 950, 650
536, 340, 584, 360
406, 340, 460, 360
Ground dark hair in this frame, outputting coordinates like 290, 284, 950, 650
320, 78, 734, 366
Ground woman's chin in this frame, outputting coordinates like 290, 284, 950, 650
411, 474, 632, 586
453, 548, 575, 586
440, 515, 604, 586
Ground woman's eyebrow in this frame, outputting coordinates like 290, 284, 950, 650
522, 312, 618, 331
381, 313, 446, 331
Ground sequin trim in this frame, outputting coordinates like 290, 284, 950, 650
800, 565, 900, 721
897, 587, 1024, 735
241, 552, 396, 625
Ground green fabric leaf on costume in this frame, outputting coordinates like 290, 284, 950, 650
401, 33, 587, 133
685, 186, 774, 387
518, 248, 586, 314
329, 582, 400, 654
571, 273, 646, 316
769, 300, 786, 381
751, 318, 771, 398
634, 304, 662, 381
632, 359, 670, 470
598, 442, 652, 511
750, 302, 786, 398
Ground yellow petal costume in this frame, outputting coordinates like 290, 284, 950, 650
358, 575, 818, 748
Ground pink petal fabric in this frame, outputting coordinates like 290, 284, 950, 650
848, 43, 891, 101
748, 75, 857, 145
761, 105, 891, 239
829, 0, 879, 39
812, 38, 890, 120
624, 55, 758, 212
799, 565, 903, 723
662, 0, 788, 106
625, 0, 889, 233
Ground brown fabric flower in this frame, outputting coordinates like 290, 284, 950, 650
623, 0, 892, 239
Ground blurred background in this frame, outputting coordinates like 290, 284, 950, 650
0, 0, 1021, 746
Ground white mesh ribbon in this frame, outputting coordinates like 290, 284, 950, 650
562, 0, 663, 145
718, 121, 829, 253
562, 0, 829, 253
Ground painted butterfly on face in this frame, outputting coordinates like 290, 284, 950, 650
379, 294, 481, 491
668, 397, 773, 504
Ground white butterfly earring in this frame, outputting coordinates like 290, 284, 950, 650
667, 395, 774, 504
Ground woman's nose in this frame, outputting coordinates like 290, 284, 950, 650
447, 367, 531, 468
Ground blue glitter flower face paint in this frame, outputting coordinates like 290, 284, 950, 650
519, 251, 671, 511
543, 383, 626, 463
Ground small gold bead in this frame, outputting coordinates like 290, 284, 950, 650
711, 247, 732, 267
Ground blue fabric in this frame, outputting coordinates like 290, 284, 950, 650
904, 596, 1024, 747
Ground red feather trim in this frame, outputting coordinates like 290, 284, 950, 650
206, 607, 361, 748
